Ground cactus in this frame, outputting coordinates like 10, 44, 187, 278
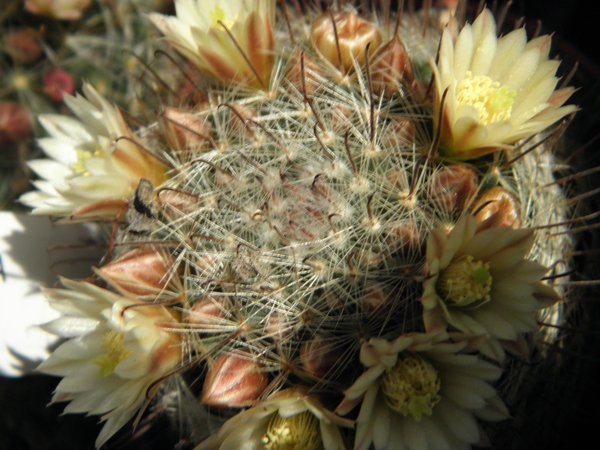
21, 1, 587, 449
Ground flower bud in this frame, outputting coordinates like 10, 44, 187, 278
3, 28, 43, 65
311, 9, 382, 73
370, 36, 413, 96
0, 102, 31, 147
471, 186, 521, 228
429, 163, 479, 213
25, 0, 92, 20
362, 282, 397, 311
384, 221, 422, 253
201, 353, 268, 408
157, 188, 202, 217
161, 107, 213, 151
96, 246, 178, 297
187, 296, 226, 326
381, 119, 415, 149
285, 51, 322, 97
299, 335, 340, 379
43, 68, 76, 102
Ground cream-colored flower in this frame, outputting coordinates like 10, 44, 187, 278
24, 0, 92, 20
149, 0, 275, 89
37, 278, 182, 448
195, 387, 352, 450
336, 333, 508, 450
421, 214, 560, 361
431, 8, 577, 159
19, 83, 167, 219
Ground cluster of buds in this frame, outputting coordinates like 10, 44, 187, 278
21, 1, 580, 449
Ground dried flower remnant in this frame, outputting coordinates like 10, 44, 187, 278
43, 68, 76, 102
24, 0, 92, 20
421, 214, 560, 361
149, 0, 276, 89
37, 279, 182, 448
431, 8, 577, 159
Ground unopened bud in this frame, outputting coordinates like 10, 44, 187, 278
285, 51, 322, 97
0, 102, 31, 146
162, 107, 213, 151
265, 311, 292, 341
429, 163, 479, 213
157, 188, 201, 217
381, 119, 415, 149
362, 282, 397, 311
3, 28, 43, 65
311, 10, 382, 73
43, 68, 76, 102
96, 247, 178, 297
370, 36, 413, 96
187, 296, 226, 326
384, 221, 422, 253
228, 102, 258, 137
201, 353, 268, 408
471, 186, 521, 228
299, 335, 340, 379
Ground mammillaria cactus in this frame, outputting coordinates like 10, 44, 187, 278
18, 1, 592, 449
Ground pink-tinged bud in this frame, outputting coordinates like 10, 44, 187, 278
3, 28, 43, 65
227, 102, 258, 137
157, 188, 202, 218
285, 51, 322, 97
43, 68, 76, 102
384, 221, 422, 253
311, 9, 382, 73
96, 247, 178, 297
429, 163, 479, 213
265, 311, 292, 341
187, 296, 226, 326
384, 167, 409, 192
0, 102, 31, 146
24, 0, 92, 20
161, 107, 213, 151
370, 36, 413, 96
299, 335, 340, 379
362, 282, 396, 311
201, 353, 268, 408
381, 119, 415, 149
471, 186, 521, 228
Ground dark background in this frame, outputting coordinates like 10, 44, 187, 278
2, 1, 600, 449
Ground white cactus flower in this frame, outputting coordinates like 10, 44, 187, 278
19, 84, 167, 219
431, 8, 577, 159
149, 0, 276, 89
37, 278, 183, 448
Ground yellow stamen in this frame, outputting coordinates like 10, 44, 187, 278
69, 149, 93, 175
262, 411, 322, 450
437, 255, 492, 307
93, 330, 130, 377
209, 5, 236, 28
455, 72, 516, 125
380, 353, 441, 421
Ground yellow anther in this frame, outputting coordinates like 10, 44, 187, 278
455, 72, 516, 125
380, 353, 441, 421
437, 255, 492, 307
262, 411, 322, 450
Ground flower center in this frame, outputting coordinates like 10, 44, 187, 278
437, 255, 492, 307
209, 5, 236, 28
93, 330, 131, 377
262, 411, 322, 450
380, 353, 441, 421
455, 72, 516, 125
